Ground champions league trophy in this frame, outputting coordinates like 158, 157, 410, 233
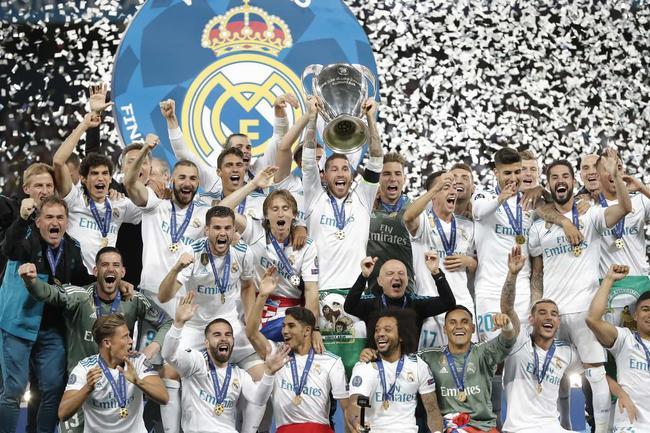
302, 63, 376, 154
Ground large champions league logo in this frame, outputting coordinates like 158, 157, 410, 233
113, 0, 378, 170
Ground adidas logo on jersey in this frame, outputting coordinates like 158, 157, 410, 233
439, 366, 448, 374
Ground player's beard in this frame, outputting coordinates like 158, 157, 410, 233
209, 344, 232, 364
551, 183, 574, 205
172, 182, 197, 206
377, 338, 400, 358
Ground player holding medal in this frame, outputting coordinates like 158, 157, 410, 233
161, 291, 290, 433
59, 315, 168, 433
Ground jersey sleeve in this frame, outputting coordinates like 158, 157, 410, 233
416, 356, 437, 395
142, 186, 163, 212
121, 197, 143, 224
240, 215, 259, 244
608, 327, 631, 357
25, 280, 85, 311
355, 166, 381, 212
329, 356, 350, 399
240, 245, 255, 281
63, 185, 85, 212
300, 241, 319, 282
348, 361, 377, 398
411, 213, 428, 241
527, 222, 543, 257
640, 194, 650, 222
136, 292, 172, 349
301, 147, 325, 214
240, 370, 275, 405
65, 361, 88, 392
471, 192, 500, 221
169, 126, 220, 191
160, 325, 205, 377
176, 245, 196, 287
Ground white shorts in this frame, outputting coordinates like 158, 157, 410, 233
557, 312, 606, 364
418, 316, 478, 350
180, 321, 262, 371
474, 294, 529, 342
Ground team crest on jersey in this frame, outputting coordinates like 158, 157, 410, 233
313, 363, 321, 374
555, 357, 562, 368
406, 371, 415, 382
112, 0, 377, 169
113, 208, 120, 218
192, 217, 201, 228
231, 261, 239, 273
232, 378, 240, 389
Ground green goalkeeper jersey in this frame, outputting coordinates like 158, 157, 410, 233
26, 279, 171, 372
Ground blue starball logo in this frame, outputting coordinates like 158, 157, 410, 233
112, 0, 378, 172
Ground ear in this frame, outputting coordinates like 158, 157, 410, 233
120, 266, 126, 278
528, 315, 534, 327
204, 225, 209, 237
217, 168, 222, 176
22, 183, 31, 195
93, 266, 98, 277
469, 323, 476, 334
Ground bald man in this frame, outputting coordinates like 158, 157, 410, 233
344, 256, 456, 337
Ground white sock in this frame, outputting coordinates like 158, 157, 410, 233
240, 401, 267, 433
585, 366, 610, 433
558, 375, 572, 429
160, 378, 181, 433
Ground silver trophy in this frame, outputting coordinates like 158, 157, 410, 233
302, 63, 376, 154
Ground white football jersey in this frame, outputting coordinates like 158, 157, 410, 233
269, 343, 348, 428
348, 355, 436, 433
65, 353, 157, 433
63, 187, 142, 273
609, 327, 650, 432
502, 330, 581, 433
528, 205, 607, 314
177, 239, 254, 329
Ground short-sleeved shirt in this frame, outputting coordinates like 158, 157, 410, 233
349, 354, 436, 433
418, 334, 514, 430
66, 353, 157, 433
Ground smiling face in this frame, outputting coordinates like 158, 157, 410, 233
83, 164, 112, 202
378, 260, 408, 298
444, 308, 475, 348
635, 299, 650, 338
172, 164, 199, 206
432, 175, 457, 215
264, 195, 297, 239
205, 215, 235, 256
218, 154, 245, 193
228, 136, 252, 170
548, 164, 575, 205
36, 203, 67, 247
379, 162, 406, 203
529, 301, 560, 341
205, 321, 234, 364
324, 156, 352, 199
579, 154, 600, 193
282, 314, 310, 352
450, 168, 474, 201
374, 316, 401, 358
494, 162, 522, 192
93, 251, 125, 298
521, 159, 540, 190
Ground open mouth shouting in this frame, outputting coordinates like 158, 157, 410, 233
333, 178, 347, 195
48, 226, 62, 239
376, 336, 389, 352
94, 182, 106, 195
103, 273, 118, 289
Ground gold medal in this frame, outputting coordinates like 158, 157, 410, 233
168, 243, 179, 253
515, 234, 526, 245
292, 395, 302, 406
536, 383, 542, 394
457, 391, 467, 402
335, 230, 346, 240
119, 407, 128, 419
100, 237, 109, 248
573, 246, 582, 257
220, 293, 226, 304
615, 238, 625, 250
214, 403, 224, 416
382, 400, 390, 410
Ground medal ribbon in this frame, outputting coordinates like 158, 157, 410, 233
206, 243, 231, 299
633, 332, 650, 370
88, 194, 112, 239
216, 191, 246, 215
443, 346, 471, 392
170, 201, 194, 245
431, 210, 457, 256
328, 193, 348, 231
269, 233, 297, 282
97, 356, 127, 410
380, 293, 407, 310
571, 202, 580, 230
376, 355, 405, 402
380, 195, 406, 214
597, 193, 625, 240
495, 186, 522, 236
290, 348, 315, 398
46, 239, 65, 277
94, 288, 121, 318
207, 354, 232, 406
532, 339, 556, 389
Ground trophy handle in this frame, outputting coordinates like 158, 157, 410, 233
301, 64, 323, 97
353, 64, 377, 100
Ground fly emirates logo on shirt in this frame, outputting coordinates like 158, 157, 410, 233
494, 224, 530, 237
160, 221, 198, 246
320, 215, 355, 228
90, 393, 136, 410
199, 389, 236, 409
371, 385, 417, 403
542, 236, 590, 259
197, 281, 237, 296
279, 378, 323, 397
78, 217, 119, 234
525, 362, 562, 386
440, 384, 482, 399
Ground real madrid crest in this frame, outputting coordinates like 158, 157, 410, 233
192, 217, 201, 228
113, 208, 120, 218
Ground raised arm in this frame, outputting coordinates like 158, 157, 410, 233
362, 99, 382, 158
601, 149, 632, 227
402, 173, 453, 235
622, 174, 650, 200
472, 183, 516, 220
413, 252, 456, 316
530, 255, 544, 304
586, 264, 628, 348
124, 134, 159, 207
2, 200, 35, 260
53, 113, 101, 197
275, 96, 311, 182
18, 263, 76, 308
161, 291, 203, 377
343, 257, 377, 319
500, 245, 523, 338
245, 267, 276, 359
158, 253, 193, 303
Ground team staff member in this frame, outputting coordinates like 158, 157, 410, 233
59, 314, 169, 432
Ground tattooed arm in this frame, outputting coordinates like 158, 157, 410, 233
500, 246, 524, 338
534, 203, 583, 246
421, 391, 444, 432
530, 255, 544, 304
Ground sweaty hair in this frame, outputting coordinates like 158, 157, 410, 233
285, 307, 316, 330
530, 298, 559, 315
224, 133, 249, 149
217, 147, 244, 169
92, 313, 127, 345
444, 305, 474, 322
205, 206, 235, 226
367, 308, 418, 355
80, 152, 114, 178
493, 147, 521, 167
383, 152, 406, 167
425, 170, 447, 191
544, 159, 575, 180
23, 163, 55, 187
204, 318, 234, 337
38, 196, 68, 216
324, 153, 349, 171
172, 159, 198, 174
95, 246, 123, 266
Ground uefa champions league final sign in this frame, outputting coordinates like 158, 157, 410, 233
112, 0, 378, 172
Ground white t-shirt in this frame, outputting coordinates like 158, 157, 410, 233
162, 325, 274, 433
269, 343, 348, 427
348, 355, 437, 433
241, 217, 318, 321
65, 353, 157, 433
597, 193, 650, 277
177, 239, 254, 329
502, 330, 581, 433
63, 187, 142, 273
140, 189, 210, 297
609, 327, 650, 431
302, 147, 381, 290
472, 191, 533, 305
528, 205, 607, 314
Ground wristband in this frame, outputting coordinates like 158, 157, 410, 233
503, 321, 514, 332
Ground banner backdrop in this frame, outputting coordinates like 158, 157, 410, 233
112, 0, 378, 170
